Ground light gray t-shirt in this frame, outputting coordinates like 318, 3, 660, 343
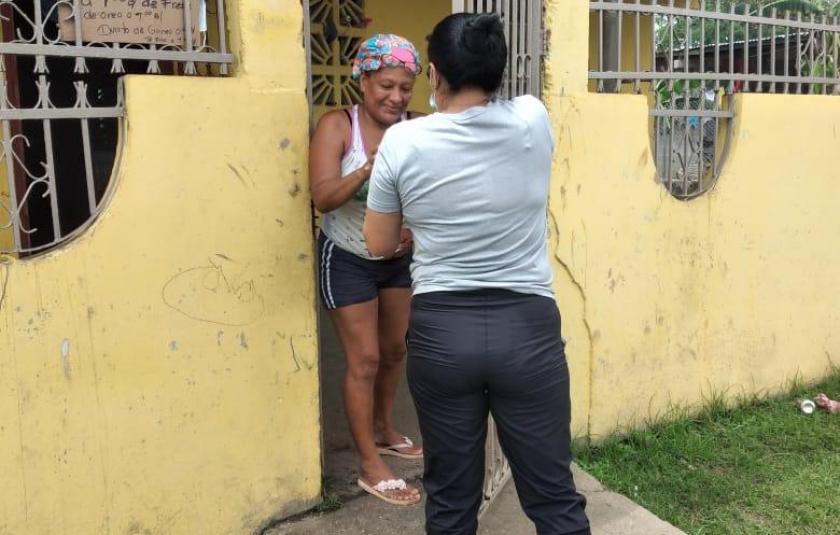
367, 95, 556, 298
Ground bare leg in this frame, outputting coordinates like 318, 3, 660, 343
329, 299, 419, 503
372, 288, 421, 455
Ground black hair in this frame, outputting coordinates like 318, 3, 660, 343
427, 13, 507, 94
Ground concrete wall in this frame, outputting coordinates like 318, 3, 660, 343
3, 0, 840, 531
546, 0, 840, 439
0, 178, 12, 251
0, 1, 321, 533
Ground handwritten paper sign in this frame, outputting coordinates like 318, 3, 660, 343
59, 0, 202, 47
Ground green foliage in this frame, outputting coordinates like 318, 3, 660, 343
575, 369, 840, 535
653, 0, 840, 94
655, 0, 840, 54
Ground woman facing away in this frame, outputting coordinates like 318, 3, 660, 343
308, 34, 424, 506
363, 13, 591, 535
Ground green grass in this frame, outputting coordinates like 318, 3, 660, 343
312, 476, 343, 514
574, 370, 840, 535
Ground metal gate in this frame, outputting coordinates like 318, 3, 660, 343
452, 0, 545, 517
303, 0, 546, 516
453, 0, 544, 99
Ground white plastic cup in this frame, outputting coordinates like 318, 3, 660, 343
799, 399, 816, 415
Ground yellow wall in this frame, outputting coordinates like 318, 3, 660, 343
4, 0, 840, 530
546, 0, 840, 439
0, 1, 321, 533
0, 178, 13, 252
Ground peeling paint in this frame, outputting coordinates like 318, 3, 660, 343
548, 208, 594, 437
288, 182, 301, 198
289, 336, 313, 373
0, 262, 9, 312
60, 339, 71, 379
226, 163, 248, 187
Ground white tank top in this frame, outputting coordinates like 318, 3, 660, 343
321, 105, 402, 260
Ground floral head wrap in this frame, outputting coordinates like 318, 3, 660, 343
351, 33, 422, 81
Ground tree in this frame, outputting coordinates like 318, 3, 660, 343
654, 0, 839, 93
762, 0, 840, 17
656, 0, 840, 52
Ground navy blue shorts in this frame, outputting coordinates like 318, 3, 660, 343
318, 232, 412, 310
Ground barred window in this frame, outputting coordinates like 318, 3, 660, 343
0, 1, 233, 256
589, 1, 840, 199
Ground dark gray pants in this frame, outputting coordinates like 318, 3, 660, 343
407, 290, 590, 535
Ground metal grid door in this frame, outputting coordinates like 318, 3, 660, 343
306, 0, 367, 123
452, 0, 545, 517
453, 0, 544, 98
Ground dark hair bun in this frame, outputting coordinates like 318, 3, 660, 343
461, 13, 505, 55
428, 13, 508, 93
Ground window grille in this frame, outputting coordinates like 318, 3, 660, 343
453, 0, 546, 516
307, 0, 366, 123
589, 0, 840, 200
453, 0, 544, 98
0, 1, 233, 256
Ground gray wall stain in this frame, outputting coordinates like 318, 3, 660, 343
60, 339, 71, 380
0, 262, 9, 312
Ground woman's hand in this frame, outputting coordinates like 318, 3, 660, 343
394, 228, 413, 256
353, 148, 378, 202
361, 148, 377, 177
309, 111, 378, 212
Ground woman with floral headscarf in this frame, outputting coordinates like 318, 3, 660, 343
309, 34, 423, 506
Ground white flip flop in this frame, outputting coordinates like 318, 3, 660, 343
376, 436, 423, 460
357, 478, 421, 506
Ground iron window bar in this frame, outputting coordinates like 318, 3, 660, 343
589, 1, 840, 200
1, 0, 233, 256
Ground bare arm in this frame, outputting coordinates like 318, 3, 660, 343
363, 210, 403, 259
308, 110, 373, 213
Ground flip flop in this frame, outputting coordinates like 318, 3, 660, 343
376, 436, 423, 460
357, 478, 421, 506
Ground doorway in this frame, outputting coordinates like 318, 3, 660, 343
304, 0, 451, 502
303, 0, 545, 509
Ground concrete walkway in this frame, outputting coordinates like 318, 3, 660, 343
266, 464, 685, 535
291, 308, 685, 534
